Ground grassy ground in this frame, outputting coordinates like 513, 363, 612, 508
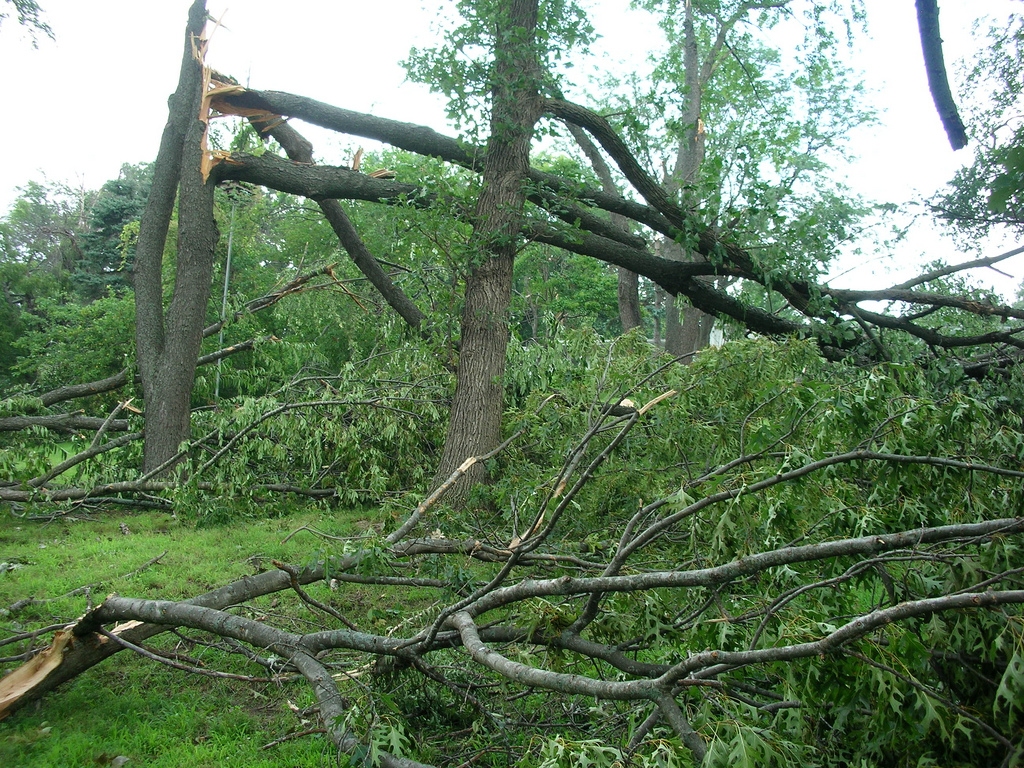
0, 504, 391, 768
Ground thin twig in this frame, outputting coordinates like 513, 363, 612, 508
274, 561, 360, 631
97, 627, 286, 683
260, 727, 327, 750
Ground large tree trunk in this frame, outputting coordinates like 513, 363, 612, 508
663, 0, 712, 361
431, 0, 543, 504
662, 246, 714, 359
133, 0, 218, 473
617, 267, 643, 333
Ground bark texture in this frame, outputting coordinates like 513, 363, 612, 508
617, 267, 644, 333
663, 0, 713, 360
430, 0, 544, 503
133, 0, 217, 473
915, 0, 968, 150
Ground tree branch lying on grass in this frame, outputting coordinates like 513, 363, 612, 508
3, 389, 1022, 764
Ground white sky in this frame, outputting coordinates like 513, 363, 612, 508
0, 0, 1020, 296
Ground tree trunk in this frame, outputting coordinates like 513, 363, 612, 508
431, 0, 543, 504
652, 288, 663, 347
677, 303, 713, 354
617, 267, 643, 333
662, 245, 714, 360
133, 0, 218, 473
663, 0, 712, 361
664, 291, 682, 354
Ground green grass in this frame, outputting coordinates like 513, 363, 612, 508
1, 661, 331, 767
0, 505, 391, 768
1, 508, 358, 604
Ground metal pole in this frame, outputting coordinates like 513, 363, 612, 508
214, 201, 236, 400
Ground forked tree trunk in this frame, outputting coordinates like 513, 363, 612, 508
133, 0, 218, 473
430, 0, 543, 504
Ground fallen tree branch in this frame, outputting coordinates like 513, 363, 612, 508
0, 413, 129, 433
915, 0, 968, 150
0, 479, 340, 504
463, 518, 1024, 616
246, 116, 428, 334
25, 432, 143, 489
211, 88, 1024, 374
97, 627, 284, 683
38, 370, 130, 410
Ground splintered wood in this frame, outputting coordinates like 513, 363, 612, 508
0, 631, 71, 720
188, 12, 275, 180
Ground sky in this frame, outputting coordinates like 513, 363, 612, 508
0, 0, 1020, 297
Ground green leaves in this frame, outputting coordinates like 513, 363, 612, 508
0, 0, 53, 46
403, 0, 593, 136
933, 15, 1024, 242
995, 651, 1024, 730
988, 141, 1024, 215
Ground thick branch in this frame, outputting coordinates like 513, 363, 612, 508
76, 597, 433, 767
0, 414, 128, 433
674, 590, 1024, 681
915, 0, 968, 150
211, 90, 1021, 366
250, 117, 427, 332
38, 370, 131, 409
544, 98, 686, 229
465, 518, 1024, 616
449, 611, 655, 700
0, 558, 333, 716
216, 152, 424, 202
217, 89, 478, 169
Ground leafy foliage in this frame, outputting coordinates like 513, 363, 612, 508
404, 0, 595, 135
3, 4, 1024, 767
176, 341, 450, 524
0, 0, 52, 45
393, 334, 1023, 766
13, 292, 135, 394
75, 163, 152, 300
932, 14, 1024, 241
